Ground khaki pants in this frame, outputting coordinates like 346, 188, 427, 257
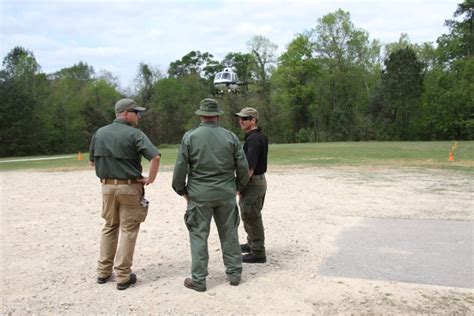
184, 199, 242, 289
97, 183, 147, 283
239, 177, 267, 258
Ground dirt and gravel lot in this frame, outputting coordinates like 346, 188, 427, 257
1, 166, 473, 314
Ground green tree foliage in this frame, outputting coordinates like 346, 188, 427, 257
1, 3, 473, 157
438, 0, 473, 63
47, 62, 97, 152
168, 50, 219, 79
2, 46, 40, 78
0, 46, 48, 156
272, 35, 320, 142
222, 52, 255, 82
49, 65, 120, 153
309, 9, 381, 140
134, 63, 162, 103
247, 35, 278, 85
141, 74, 209, 144
0, 50, 120, 156
135, 55, 211, 144
420, 0, 474, 140
373, 48, 424, 140
421, 58, 474, 139
383, 33, 437, 71
167, 50, 220, 96
81, 79, 121, 136
246, 35, 278, 137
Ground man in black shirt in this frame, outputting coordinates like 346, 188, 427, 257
235, 107, 269, 263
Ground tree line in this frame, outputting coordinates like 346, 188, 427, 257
1, 3, 473, 157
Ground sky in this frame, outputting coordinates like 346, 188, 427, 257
1, 0, 461, 90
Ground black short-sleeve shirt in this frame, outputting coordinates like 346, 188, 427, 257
243, 128, 268, 175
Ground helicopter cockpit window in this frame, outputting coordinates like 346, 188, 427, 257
216, 73, 222, 79
222, 73, 231, 80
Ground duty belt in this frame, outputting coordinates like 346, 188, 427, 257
251, 174, 265, 179
101, 179, 139, 185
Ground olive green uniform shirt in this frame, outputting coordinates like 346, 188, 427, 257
89, 119, 160, 179
172, 121, 249, 201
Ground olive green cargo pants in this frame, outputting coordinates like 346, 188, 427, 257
97, 183, 147, 284
184, 199, 242, 289
239, 177, 267, 258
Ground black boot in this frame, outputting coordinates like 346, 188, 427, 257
240, 244, 251, 253
242, 253, 266, 263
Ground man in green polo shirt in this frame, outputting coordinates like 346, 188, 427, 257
172, 98, 249, 292
89, 98, 161, 290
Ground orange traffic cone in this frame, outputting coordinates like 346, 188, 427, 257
77, 151, 83, 161
448, 150, 454, 161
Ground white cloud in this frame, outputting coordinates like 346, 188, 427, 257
235, 23, 274, 37
56, 46, 124, 58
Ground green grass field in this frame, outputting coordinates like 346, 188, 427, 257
0, 141, 472, 172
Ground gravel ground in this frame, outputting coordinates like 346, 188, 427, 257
1, 166, 473, 314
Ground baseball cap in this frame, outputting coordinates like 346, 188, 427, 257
114, 98, 146, 114
234, 107, 259, 119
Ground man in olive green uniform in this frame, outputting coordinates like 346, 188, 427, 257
172, 98, 249, 292
235, 107, 268, 263
89, 98, 161, 290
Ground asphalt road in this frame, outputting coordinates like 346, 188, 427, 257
319, 218, 473, 288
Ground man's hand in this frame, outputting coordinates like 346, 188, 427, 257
139, 155, 161, 185
138, 177, 154, 185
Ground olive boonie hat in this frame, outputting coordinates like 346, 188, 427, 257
195, 98, 224, 116
235, 107, 259, 119
115, 98, 146, 113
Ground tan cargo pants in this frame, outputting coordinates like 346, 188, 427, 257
97, 183, 148, 284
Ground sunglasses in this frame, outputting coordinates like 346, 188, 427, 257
128, 110, 142, 116
239, 116, 253, 121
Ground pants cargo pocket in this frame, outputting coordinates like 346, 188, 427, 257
255, 195, 265, 212
121, 206, 148, 226
133, 207, 148, 223
184, 206, 197, 231
241, 199, 262, 220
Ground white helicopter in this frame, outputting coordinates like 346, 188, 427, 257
213, 66, 249, 97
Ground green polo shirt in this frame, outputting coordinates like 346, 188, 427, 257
172, 121, 249, 201
89, 119, 160, 179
